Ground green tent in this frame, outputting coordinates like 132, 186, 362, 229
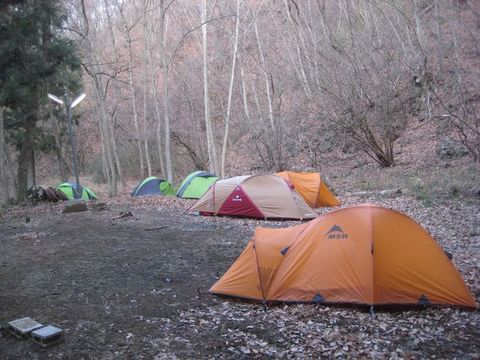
57, 183, 97, 200
176, 171, 218, 199
131, 176, 175, 197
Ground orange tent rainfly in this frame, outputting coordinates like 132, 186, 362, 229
189, 175, 317, 220
276, 171, 340, 208
210, 205, 476, 308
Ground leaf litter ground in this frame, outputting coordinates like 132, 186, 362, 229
0, 194, 478, 359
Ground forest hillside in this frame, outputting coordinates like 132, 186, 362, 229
0, 0, 479, 202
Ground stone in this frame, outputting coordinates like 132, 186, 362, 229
436, 137, 469, 159
90, 202, 108, 211
63, 200, 87, 213
342, 142, 356, 154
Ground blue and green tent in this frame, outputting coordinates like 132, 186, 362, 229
56, 182, 97, 200
176, 171, 218, 199
131, 176, 175, 197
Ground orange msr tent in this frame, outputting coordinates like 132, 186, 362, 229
210, 205, 476, 308
276, 171, 340, 208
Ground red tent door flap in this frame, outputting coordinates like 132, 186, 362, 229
218, 187, 264, 218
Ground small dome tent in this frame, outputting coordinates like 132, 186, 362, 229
190, 175, 317, 220
56, 183, 97, 200
176, 171, 218, 199
276, 171, 340, 208
210, 205, 476, 309
131, 176, 175, 197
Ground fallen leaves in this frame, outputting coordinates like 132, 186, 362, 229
1, 180, 478, 359
171, 302, 479, 358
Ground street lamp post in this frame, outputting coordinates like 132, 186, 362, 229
48, 90, 86, 199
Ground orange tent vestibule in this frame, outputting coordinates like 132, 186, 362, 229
276, 171, 340, 208
210, 205, 476, 308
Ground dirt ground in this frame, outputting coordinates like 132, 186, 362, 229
0, 194, 479, 359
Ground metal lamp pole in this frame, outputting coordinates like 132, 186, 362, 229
63, 89, 80, 190
48, 91, 86, 198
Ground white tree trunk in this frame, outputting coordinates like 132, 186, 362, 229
126, 34, 145, 178
83, 18, 116, 193
104, 0, 125, 188
144, 12, 166, 177
160, 0, 173, 183
109, 114, 125, 188
142, 7, 152, 176
202, 0, 219, 175
221, 0, 241, 178
240, 66, 251, 124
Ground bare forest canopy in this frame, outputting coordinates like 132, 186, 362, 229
0, 0, 479, 201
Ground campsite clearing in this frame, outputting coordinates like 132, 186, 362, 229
0, 195, 479, 358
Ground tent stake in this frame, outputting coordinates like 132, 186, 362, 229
262, 301, 268, 312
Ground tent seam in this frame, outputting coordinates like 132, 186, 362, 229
252, 236, 268, 304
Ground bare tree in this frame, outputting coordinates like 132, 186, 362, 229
220, 0, 241, 178
142, 0, 166, 177
159, 0, 174, 182
254, 18, 282, 170
311, 0, 424, 167
117, 1, 145, 178
202, 0, 219, 174
430, 1, 480, 161
141, 1, 153, 176
103, 0, 126, 188
75, 0, 120, 194
0, 107, 11, 202
55, 0, 479, 183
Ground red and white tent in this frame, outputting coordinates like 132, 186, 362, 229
190, 175, 317, 220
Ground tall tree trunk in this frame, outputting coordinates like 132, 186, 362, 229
126, 32, 145, 178
93, 74, 117, 195
54, 126, 68, 182
316, 0, 330, 38
240, 67, 250, 125
254, 20, 280, 170
160, 0, 173, 182
27, 147, 35, 188
142, 7, 152, 176
104, 0, 125, 188
109, 116, 124, 188
82, 2, 118, 194
118, 3, 145, 178
283, 0, 312, 97
143, 12, 166, 176
0, 107, 10, 201
202, 0, 219, 174
221, 0, 241, 178
5, 142, 16, 201
412, 0, 424, 50
98, 114, 112, 188
56, 152, 68, 182
142, 75, 152, 177
434, 0, 444, 73
17, 118, 36, 201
